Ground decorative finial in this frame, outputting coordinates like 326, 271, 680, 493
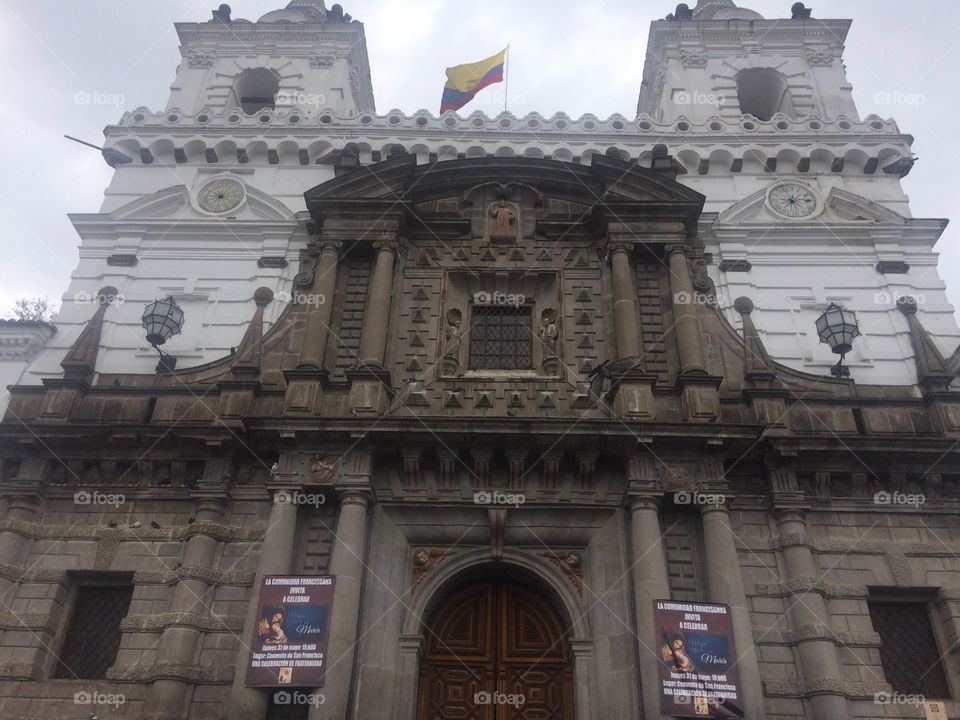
212, 3, 231, 23
791, 2, 812, 19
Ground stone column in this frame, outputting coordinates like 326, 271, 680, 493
667, 246, 706, 374
226, 485, 300, 719
699, 504, 764, 719
609, 241, 642, 359
298, 240, 343, 369
144, 484, 228, 720
774, 509, 849, 719
358, 240, 398, 367
627, 493, 671, 720
312, 488, 372, 720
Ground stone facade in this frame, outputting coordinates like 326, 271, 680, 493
0, 1, 959, 720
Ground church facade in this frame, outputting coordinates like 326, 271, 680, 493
0, 1, 959, 719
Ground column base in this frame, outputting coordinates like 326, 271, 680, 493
283, 368, 330, 415
612, 373, 658, 420
676, 372, 723, 422
347, 365, 392, 415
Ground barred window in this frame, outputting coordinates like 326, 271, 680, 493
469, 305, 532, 370
868, 600, 951, 698
55, 579, 133, 679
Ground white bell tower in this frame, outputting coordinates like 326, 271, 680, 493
168, 0, 375, 119
638, 0, 859, 124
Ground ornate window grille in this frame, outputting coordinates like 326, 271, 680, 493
868, 600, 951, 697
469, 305, 532, 370
55, 582, 133, 679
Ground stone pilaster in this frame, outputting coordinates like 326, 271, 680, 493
359, 240, 398, 366
609, 240, 642, 359
773, 507, 850, 719
298, 240, 342, 369
627, 491, 671, 720
143, 482, 229, 720
667, 246, 705, 374
668, 246, 721, 421
607, 239, 656, 419
225, 480, 301, 719
699, 503, 765, 719
348, 240, 398, 414
311, 485, 372, 720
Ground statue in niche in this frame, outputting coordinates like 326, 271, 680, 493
538, 308, 559, 374
442, 308, 462, 375
488, 200, 518, 243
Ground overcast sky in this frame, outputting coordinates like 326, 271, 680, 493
0, 0, 957, 322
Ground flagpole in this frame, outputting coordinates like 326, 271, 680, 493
503, 43, 510, 113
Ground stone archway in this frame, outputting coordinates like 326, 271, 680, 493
415, 577, 575, 720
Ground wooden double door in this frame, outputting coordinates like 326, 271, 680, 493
416, 579, 575, 720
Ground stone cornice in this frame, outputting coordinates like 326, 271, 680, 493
0, 662, 41, 681
107, 662, 235, 684
753, 576, 869, 599
0, 612, 53, 632
753, 623, 880, 648
0, 519, 264, 543
133, 564, 256, 587
120, 611, 245, 633
737, 532, 960, 558
763, 677, 889, 699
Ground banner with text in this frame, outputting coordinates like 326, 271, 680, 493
245, 575, 335, 688
655, 600, 744, 718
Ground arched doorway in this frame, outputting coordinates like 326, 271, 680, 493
416, 578, 575, 719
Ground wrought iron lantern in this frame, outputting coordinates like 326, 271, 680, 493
815, 302, 860, 377
141, 297, 184, 372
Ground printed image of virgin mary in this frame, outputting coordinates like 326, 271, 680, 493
257, 605, 289, 645
661, 632, 696, 673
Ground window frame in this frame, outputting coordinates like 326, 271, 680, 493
467, 302, 535, 371
50, 571, 134, 680
867, 587, 955, 700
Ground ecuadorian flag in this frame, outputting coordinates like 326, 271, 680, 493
440, 48, 507, 114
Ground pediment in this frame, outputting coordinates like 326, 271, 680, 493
305, 154, 705, 235
716, 184, 907, 227
108, 182, 296, 222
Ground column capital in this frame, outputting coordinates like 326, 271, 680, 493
698, 501, 730, 517
665, 244, 688, 258
626, 493, 663, 512
607, 240, 634, 255
318, 239, 343, 254
372, 239, 399, 253
338, 487, 374, 507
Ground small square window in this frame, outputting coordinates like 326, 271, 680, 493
868, 600, 951, 698
55, 579, 133, 679
469, 305, 532, 370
